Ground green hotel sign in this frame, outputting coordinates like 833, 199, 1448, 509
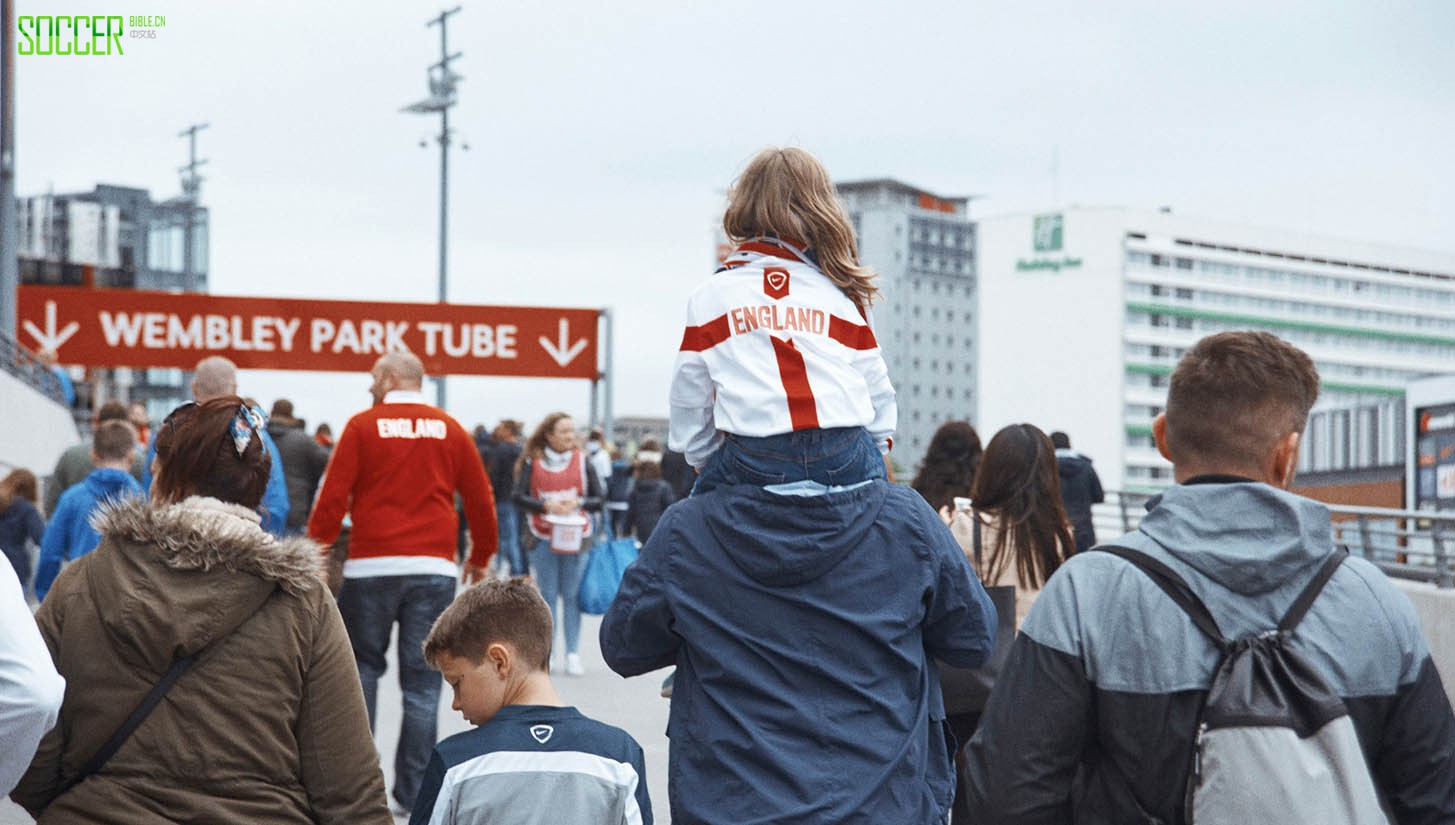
1018, 212, 1083, 272
1033, 213, 1063, 252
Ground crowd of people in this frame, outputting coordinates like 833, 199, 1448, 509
3, 144, 1454, 825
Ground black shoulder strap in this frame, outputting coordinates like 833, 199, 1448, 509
972, 508, 983, 567
58, 652, 198, 795
57, 587, 276, 796
1277, 548, 1347, 633
1097, 545, 1229, 649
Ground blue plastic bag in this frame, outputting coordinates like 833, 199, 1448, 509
578, 535, 639, 615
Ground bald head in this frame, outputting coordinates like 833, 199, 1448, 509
369, 351, 425, 404
192, 356, 239, 401
376, 352, 425, 387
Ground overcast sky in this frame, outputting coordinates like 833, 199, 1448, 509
15, 0, 1455, 435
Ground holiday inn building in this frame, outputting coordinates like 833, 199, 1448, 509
974, 207, 1455, 494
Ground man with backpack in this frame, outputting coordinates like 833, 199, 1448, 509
964, 331, 1455, 824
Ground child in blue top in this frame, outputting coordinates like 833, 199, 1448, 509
35, 420, 144, 600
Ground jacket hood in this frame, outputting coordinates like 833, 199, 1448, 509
85, 466, 143, 499
1055, 450, 1094, 479
1137, 481, 1332, 595
698, 482, 888, 586
85, 495, 324, 671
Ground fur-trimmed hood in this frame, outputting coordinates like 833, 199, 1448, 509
93, 495, 322, 593
80, 496, 326, 672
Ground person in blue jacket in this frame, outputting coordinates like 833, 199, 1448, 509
140, 356, 289, 536
601, 474, 997, 824
35, 420, 145, 600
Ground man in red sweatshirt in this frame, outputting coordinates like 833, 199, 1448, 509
308, 350, 497, 815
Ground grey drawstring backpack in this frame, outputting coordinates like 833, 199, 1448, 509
1099, 546, 1388, 825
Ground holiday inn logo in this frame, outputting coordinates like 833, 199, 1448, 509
16, 14, 168, 55
1018, 212, 1083, 273
1033, 213, 1063, 252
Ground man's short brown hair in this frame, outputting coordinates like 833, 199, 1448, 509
424, 578, 553, 671
1165, 331, 1320, 469
92, 420, 138, 462
95, 400, 129, 424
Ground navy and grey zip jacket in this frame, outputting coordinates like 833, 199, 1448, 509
964, 477, 1455, 824
602, 480, 998, 825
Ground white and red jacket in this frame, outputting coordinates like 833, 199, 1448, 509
669, 239, 897, 468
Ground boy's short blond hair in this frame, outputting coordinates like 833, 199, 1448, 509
424, 577, 553, 671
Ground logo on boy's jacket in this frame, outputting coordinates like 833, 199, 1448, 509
530, 724, 554, 744
763, 267, 790, 300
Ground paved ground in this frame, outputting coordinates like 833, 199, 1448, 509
2, 614, 673, 824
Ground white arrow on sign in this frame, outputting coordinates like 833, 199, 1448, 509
22, 300, 80, 353
539, 318, 588, 367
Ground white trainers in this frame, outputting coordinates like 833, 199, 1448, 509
565, 653, 584, 676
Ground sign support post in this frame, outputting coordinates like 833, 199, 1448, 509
602, 307, 614, 444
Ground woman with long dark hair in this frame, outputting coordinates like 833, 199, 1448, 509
939, 422, 1073, 824
961, 423, 1075, 622
513, 412, 604, 676
911, 421, 983, 513
13, 397, 390, 824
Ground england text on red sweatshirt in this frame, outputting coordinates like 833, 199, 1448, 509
308, 401, 497, 567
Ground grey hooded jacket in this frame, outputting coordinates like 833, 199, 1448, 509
963, 476, 1455, 825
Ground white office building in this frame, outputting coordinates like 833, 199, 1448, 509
975, 207, 1455, 494
837, 180, 976, 476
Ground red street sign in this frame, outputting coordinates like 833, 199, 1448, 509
17, 285, 600, 380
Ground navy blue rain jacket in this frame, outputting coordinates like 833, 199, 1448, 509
601, 481, 998, 825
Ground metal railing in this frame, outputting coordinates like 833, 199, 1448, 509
0, 329, 66, 404
1091, 490, 1455, 589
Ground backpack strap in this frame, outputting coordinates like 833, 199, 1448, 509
1097, 545, 1229, 650
1277, 549, 1347, 633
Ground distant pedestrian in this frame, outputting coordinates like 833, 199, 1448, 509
911, 420, 983, 513
308, 351, 498, 814
937, 423, 1072, 824
35, 420, 145, 601
513, 412, 603, 677
1050, 431, 1104, 553
0, 560, 63, 796
624, 439, 674, 544
44, 400, 143, 517
0, 469, 46, 591
604, 449, 633, 536
482, 419, 525, 576
315, 422, 334, 450
669, 146, 896, 494
266, 398, 329, 535
13, 397, 392, 823
410, 578, 652, 825
140, 356, 291, 536
36, 349, 74, 407
127, 401, 152, 448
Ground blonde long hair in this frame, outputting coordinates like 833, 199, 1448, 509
723, 147, 878, 308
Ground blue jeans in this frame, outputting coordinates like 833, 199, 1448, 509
336, 574, 457, 810
693, 426, 884, 495
529, 538, 591, 655
496, 501, 526, 576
